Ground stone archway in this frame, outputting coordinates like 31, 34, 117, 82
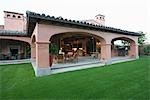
111, 37, 139, 59
49, 32, 107, 63
0, 39, 31, 60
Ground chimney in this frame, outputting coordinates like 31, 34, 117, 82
95, 14, 105, 25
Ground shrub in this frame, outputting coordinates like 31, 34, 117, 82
49, 43, 59, 55
144, 45, 150, 56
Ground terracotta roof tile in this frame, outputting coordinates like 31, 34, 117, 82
26, 11, 141, 37
0, 30, 27, 36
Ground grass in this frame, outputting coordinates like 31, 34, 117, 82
0, 57, 150, 100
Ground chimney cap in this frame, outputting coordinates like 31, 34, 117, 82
4, 11, 23, 15
95, 14, 105, 17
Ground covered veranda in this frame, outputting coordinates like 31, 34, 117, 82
26, 11, 140, 76
49, 32, 104, 64
0, 30, 31, 61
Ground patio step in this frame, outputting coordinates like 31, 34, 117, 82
51, 62, 105, 74
51, 60, 102, 70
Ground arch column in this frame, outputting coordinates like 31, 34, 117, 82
101, 43, 112, 64
35, 42, 50, 76
129, 43, 139, 59
31, 43, 36, 59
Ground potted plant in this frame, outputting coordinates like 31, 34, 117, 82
49, 43, 59, 66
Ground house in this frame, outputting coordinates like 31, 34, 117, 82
0, 11, 141, 76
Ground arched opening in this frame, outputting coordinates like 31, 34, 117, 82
31, 35, 36, 59
7, 14, 10, 17
111, 37, 137, 59
12, 15, 16, 18
18, 16, 21, 18
0, 39, 30, 60
49, 32, 106, 65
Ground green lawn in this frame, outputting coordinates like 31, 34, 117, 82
0, 57, 150, 100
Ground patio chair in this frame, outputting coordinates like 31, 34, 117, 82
69, 52, 78, 63
57, 54, 65, 63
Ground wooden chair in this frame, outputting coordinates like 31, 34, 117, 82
69, 52, 78, 63
57, 54, 64, 63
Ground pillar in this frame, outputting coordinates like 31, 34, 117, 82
35, 42, 50, 76
111, 45, 117, 57
129, 43, 139, 59
82, 38, 87, 53
101, 44, 112, 64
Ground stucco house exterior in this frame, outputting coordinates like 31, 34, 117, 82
0, 11, 141, 76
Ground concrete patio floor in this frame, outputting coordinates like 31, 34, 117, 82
50, 56, 136, 75
0, 56, 136, 76
51, 56, 101, 69
0, 59, 31, 65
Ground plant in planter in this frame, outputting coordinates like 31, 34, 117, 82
49, 43, 59, 66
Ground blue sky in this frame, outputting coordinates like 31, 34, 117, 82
0, 0, 149, 43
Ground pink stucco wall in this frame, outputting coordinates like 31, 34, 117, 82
0, 25, 4, 30
84, 14, 105, 26
4, 11, 26, 31
36, 23, 138, 45
31, 23, 139, 68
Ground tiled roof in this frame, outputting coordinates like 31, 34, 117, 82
0, 30, 27, 36
4, 11, 24, 15
26, 11, 141, 36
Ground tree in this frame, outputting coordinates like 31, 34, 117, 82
138, 31, 146, 46
49, 43, 59, 55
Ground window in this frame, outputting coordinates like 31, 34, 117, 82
12, 15, 16, 18
7, 14, 10, 17
18, 16, 21, 18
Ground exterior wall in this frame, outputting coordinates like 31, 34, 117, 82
84, 14, 105, 26
95, 14, 105, 25
32, 23, 38, 42
37, 23, 138, 45
4, 11, 26, 31
36, 42, 49, 68
94, 19, 105, 26
85, 20, 101, 25
0, 25, 4, 30
33, 23, 138, 67
31, 21, 139, 76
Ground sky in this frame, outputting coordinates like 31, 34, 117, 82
0, 0, 149, 43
